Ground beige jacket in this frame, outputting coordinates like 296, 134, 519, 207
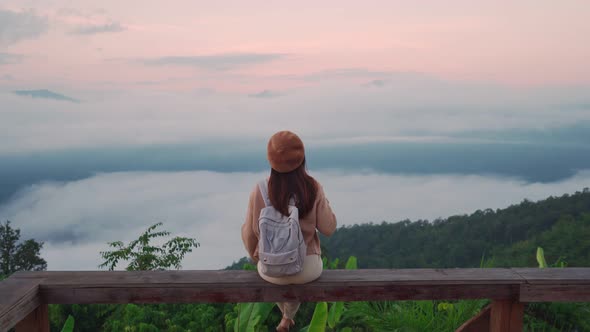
241, 181, 337, 263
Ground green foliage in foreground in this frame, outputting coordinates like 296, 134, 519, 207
60, 315, 75, 332
346, 300, 487, 332
307, 301, 328, 331
50, 223, 209, 331
232, 302, 274, 332
302, 256, 357, 331
99, 222, 200, 271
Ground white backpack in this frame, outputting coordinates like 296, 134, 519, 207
257, 179, 307, 277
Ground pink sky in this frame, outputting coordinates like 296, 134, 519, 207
2, 1, 590, 92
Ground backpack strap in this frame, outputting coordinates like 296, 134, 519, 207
258, 179, 272, 207
258, 179, 296, 207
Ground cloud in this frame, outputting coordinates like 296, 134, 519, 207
303, 68, 400, 82
70, 22, 126, 35
1, 74, 14, 80
363, 79, 388, 87
1, 170, 589, 270
54, 8, 126, 36
0, 75, 589, 154
56, 8, 106, 17
249, 90, 283, 98
139, 53, 285, 70
0, 53, 23, 65
13, 89, 79, 103
0, 9, 48, 45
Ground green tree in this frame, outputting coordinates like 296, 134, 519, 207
51, 222, 203, 331
99, 222, 200, 271
0, 220, 47, 279
96, 223, 204, 331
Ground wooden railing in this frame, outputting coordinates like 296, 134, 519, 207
1, 268, 589, 332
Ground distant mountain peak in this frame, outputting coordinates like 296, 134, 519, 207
13, 89, 80, 103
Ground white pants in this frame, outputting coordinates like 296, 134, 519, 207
257, 254, 323, 319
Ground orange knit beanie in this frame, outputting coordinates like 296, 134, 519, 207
267, 131, 305, 173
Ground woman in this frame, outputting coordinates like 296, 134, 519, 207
241, 130, 337, 331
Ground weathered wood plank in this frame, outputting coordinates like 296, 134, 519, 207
5, 268, 590, 306
15, 304, 49, 332
0, 277, 44, 332
40, 283, 519, 304
10, 269, 526, 304
513, 268, 590, 284
520, 283, 590, 302
39, 284, 520, 304
455, 304, 491, 332
13, 268, 526, 286
490, 300, 523, 332
514, 268, 590, 302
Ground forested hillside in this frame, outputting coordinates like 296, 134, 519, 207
320, 188, 590, 269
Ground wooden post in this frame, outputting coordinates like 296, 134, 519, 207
15, 304, 49, 332
490, 300, 524, 332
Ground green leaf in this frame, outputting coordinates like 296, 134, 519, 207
246, 303, 274, 332
340, 328, 353, 332
235, 303, 254, 332
60, 315, 75, 332
536, 247, 548, 268
308, 302, 328, 332
345, 256, 357, 270
234, 302, 275, 332
246, 315, 260, 332
329, 258, 339, 270
327, 302, 344, 328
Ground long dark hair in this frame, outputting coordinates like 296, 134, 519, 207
268, 158, 317, 218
